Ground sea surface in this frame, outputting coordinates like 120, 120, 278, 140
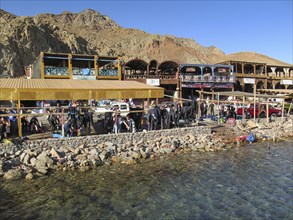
0, 141, 292, 220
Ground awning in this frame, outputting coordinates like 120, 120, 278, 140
0, 79, 164, 101
199, 90, 287, 99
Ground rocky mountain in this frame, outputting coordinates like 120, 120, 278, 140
0, 9, 290, 77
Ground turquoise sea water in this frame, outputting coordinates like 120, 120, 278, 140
0, 142, 292, 220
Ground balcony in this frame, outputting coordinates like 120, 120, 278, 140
72, 67, 95, 76
98, 69, 118, 76
181, 75, 235, 83
45, 66, 69, 76
124, 74, 177, 80
125, 74, 146, 79
150, 75, 177, 80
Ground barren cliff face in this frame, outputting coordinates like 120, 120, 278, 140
0, 9, 290, 77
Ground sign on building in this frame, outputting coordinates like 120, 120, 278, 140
146, 79, 160, 86
244, 78, 255, 84
72, 75, 96, 80
281, 80, 293, 85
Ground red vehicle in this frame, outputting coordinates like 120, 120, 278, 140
237, 104, 282, 118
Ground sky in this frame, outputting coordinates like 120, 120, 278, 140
1, 0, 292, 64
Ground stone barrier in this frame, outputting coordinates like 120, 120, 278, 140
0, 126, 213, 180
1, 117, 292, 181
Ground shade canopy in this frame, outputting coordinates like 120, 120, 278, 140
0, 79, 164, 101
199, 91, 287, 99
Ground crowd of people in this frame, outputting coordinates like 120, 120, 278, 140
0, 108, 17, 141
1, 98, 262, 141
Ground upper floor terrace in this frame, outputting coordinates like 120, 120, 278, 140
179, 64, 235, 88
218, 60, 293, 80
31, 52, 122, 80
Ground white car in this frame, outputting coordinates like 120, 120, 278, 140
95, 101, 130, 117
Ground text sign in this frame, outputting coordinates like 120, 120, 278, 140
72, 75, 96, 80
281, 80, 293, 85
244, 78, 255, 84
146, 79, 160, 86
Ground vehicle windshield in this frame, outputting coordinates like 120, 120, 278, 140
120, 105, 128, 110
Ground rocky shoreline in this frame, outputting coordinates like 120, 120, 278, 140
0, 117, 292, 180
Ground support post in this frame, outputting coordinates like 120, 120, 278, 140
217, 92, 220, 125
114, 109, 118, 134
281, 98, 285, 123
117, 57, 122, 80
266, 99, 269, 123
242, 96, 245, 120
253, 83, 256, 123
61, 107, 65, 137
68, 54, 72, 79
17, 99, 22, 137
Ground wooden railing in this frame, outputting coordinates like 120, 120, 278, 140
45, 66, 69, 76
181, 75, 235, 83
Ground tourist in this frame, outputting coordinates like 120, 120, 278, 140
258, 104, 266, 118
21, 116, 29, 132
246, 129, 255, 144
209, 101, 215, 116
2, 117, 10, 138
8, 109, 18, 135
124, 114, 136, 133
29, 116, 41, 133
0, 118, 5, 142
87, 109, 94, 130
46, 109, 60, 131
64, 119, 72, 137
55, 101, 62, 119
113, 110, 123, 133
219, 105, 225, 119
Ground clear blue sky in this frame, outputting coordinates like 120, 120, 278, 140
1, 0, 292, 64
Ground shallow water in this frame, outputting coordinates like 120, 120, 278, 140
1, 142, 292, 220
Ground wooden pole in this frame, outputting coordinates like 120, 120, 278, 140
253, 83, 256, 123
287, 102, 292, 116
257, 97, 261, 118
242, 96, 245, 120
114, 109, 118, 134
197, 90, 201, 123
17, 99, 22, 137
61, 107, 65, 137
281, 98, 285, 123
217, 92, 220, 124
266, 99, 269, 123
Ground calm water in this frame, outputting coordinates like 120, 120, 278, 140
0, 142, 292, 220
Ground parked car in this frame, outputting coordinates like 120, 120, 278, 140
95, 101, 130, 117
237, 104, 282, 118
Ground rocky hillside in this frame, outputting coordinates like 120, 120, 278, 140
0, 9, 290, 77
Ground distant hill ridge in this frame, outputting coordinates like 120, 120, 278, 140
0, 9, 291, 76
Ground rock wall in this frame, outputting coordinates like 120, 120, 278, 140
1, 126, 215, 180
1, 117, 292, 181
